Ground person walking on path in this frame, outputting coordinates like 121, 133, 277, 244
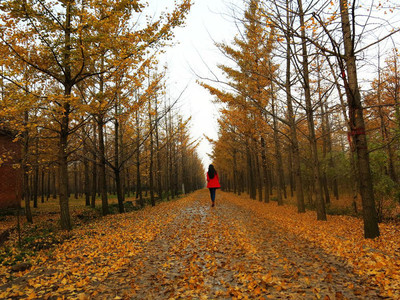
206, 164, 221, 207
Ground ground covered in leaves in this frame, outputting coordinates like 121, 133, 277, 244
1, 190, 399, 299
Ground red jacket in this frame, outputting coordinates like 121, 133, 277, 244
207, 172, 221, 188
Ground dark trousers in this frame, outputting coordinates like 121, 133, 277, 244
209, 188, 217, 202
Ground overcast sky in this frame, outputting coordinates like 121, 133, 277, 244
155, 0, 245, 170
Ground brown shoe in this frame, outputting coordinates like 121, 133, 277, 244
211, 202, 215, 207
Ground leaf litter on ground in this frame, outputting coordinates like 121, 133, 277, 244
0, 190, 398, 299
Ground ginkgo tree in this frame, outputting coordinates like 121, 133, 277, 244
201, 0, 280, 204
203, 0, 400, 239
271, 0, 400, 237
0, 0, 192, 230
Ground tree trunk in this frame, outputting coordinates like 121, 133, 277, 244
340, 0, 379, 238
325, 102, 339, 200
126, 171, 131, 198
135, 111, 143, 207
98, 117, 109, 216
271, 90, 283, 206
288, 145, 294, 198
298, 0, 326, 220
281, 171, 287, 199
246, 141, 256, 200
73, 162, 78, 199
33, 167, 39, 208
165, 108, 171, 201
59, 100, 72, 230
58, 1, 73, 230
52, 168, 57, 199
233, 148, 239, 195
33, 137, 39, 208
320, 90, 331, 205
114, 103, 125, 213
155, 120, 163, 201
328, 58, 356, 203
46, 168, 51, 201
148, 97, 155, 206
256, 150, 263, 202
41, 168, 45, 203
91, 122, 97, 208
260, 137, 270, 203
286, 0, 305, 212
23, 111, 33, 223
172, 140, 179, 198
169, 112, 178, 199
84, 156, 90, 206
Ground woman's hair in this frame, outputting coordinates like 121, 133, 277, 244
208, 164, 216, 179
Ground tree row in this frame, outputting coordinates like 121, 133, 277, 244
0, 0, 204, 230
201, 0, 400, 238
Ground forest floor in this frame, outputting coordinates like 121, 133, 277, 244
1, 190, 400, 299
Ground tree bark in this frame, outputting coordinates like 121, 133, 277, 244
260, 137, 270, 202
23, 111, 33, 223
52, 168, 57, 199
33, 136, 39, 208
155, 99, 163, 201
340, 0, 379, 238
233, 148, 239, 195
41, 168, 45, 203
256, 150, 263, 202
148, 96, 155, 206
286, 0, 305, 212
84, 155, 90, 206
46, 168, 51, 201
271, 89, 283, 206
126, 171, 131, 198
246, 141, 256, 200
320, 89, 331, 205
298, 0, 326, 220
135, 111, 143, 207
328, 58, 357, 204
59, 100, 72, 230
73, 162, 78, 199
91, 122, 97, 208
325, 102, 339, 200
165, 108, 171, 201
114, 102, 125, 213
58, 1, 73, 230
98, 116, 109, 216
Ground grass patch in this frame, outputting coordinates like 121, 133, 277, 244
21, 222, 71, 251
326, 205, 358, 217
0, 246, 33, 266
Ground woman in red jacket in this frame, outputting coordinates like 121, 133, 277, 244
206, 164, 221, 207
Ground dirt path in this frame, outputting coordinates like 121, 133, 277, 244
1, 190, 379, 299
90, 191, 376, 299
